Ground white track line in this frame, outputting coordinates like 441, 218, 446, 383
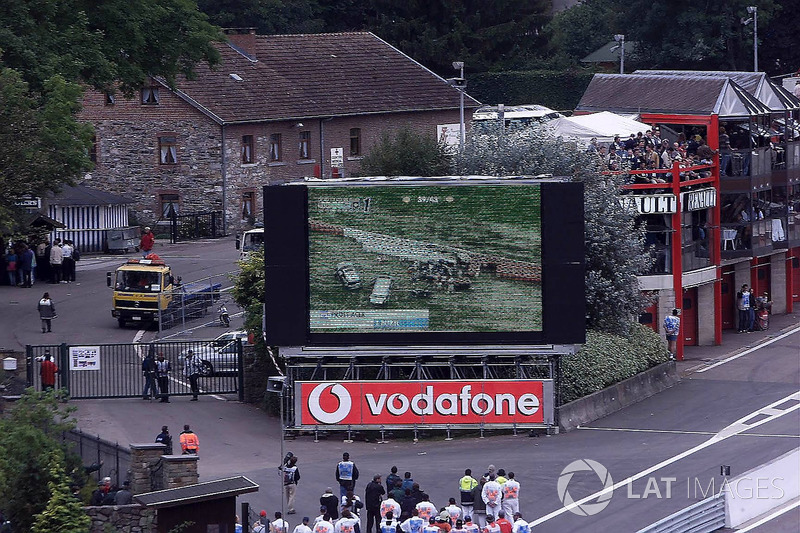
696, 325, 800, 373
529, 390, 800, 527
735, 498, 800, 532
577, 426, 800, 438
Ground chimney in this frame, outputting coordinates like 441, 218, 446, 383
225, 28, 257, 61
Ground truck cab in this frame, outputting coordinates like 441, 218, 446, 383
107, 258, 174, 327
236, 227, 264, 262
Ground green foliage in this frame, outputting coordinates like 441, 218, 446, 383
30, 451, 91, 533
358, 126, 451, 177
452, 123, 651, 334
468, 70, 594, 111
167, 521, 196, 533
560, 324, 670, 403
0, 390, 81, 532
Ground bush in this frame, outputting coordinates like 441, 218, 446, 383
560, 324, 670, 404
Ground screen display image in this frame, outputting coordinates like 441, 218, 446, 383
307, 185, 542, 333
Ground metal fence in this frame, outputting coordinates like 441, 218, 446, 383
61, 428, 132, 488
27, 340, 244, 401
152, 271, 236, 335
170, 211, 225, 243
636, 494, 726, 533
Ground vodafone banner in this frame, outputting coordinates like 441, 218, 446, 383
295, 380, 554, 428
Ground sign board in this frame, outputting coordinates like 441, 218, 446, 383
436, 124, 461, 148
295, 379, 554, 428
14, 197, 41, 209
330, 148, 344, 168
619, 194, 677, 214
69, 346, 100, 371
682, 188, 716, 211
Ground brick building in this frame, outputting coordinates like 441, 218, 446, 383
78, 31, 479, 233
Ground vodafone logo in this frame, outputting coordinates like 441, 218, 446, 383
308, 382, 352, 424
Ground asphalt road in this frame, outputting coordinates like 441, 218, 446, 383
2, 237, 798, 532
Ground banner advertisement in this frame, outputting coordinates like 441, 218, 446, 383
295, 379, 553, 428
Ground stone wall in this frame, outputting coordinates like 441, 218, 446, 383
129, 443, 166, 495
78, 85, 463, 234
85, 504, 157, 533
163, 455, 199, 488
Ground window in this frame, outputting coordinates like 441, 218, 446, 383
159, 136, 178, 165
350, 128, 361, 156
141, 87, 160, 105
269, 133, 282, 162
104, 92, 115, 106
242, 135, 254, 164
159, 193, 180, 218
299, 131, 311, 159
242, 191, 255, 220
89, 135, 98, 164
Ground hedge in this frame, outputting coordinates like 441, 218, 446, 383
468, 70, 595, 112
560, 323, 670, 404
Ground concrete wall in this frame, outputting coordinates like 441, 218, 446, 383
770, 252, 787, 313
557, 361, 679, 432
697, 282, 716, 345
724, 448, 800, 528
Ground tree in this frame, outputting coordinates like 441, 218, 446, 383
0, 390, 81, 532
452, 123, 651, 334
359, 126, 451, 177
30, 451, 90, 533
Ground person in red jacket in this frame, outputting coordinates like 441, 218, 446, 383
40, 351, 59, 391
139, 227, 155, 258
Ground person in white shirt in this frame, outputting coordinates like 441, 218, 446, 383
314, 517, 335, 533
501, 472, 520, 517
415, 499, 436, 522
483, 516, 500, 533
380, 498, 401, 520
510, 513, 529, 533
271, 512, 290, 533
294, 517, 313, 533
422, 517, 439, 533
450, 520, 466, 533
463, 517, 479, 533
444, 498, 463, 523
335, 510, 360, 533
380, 511, 399, 533
400, 509, 425, 533
481, 476, 502, 519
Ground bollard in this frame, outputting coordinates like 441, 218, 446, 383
379, 426, 387, 444
445, 425, 452, 441
314, 427, 319, 443
344, 425, 353, 443
413, 425, 419, 443
512, 423, 518, 437
479, 422, 485, 439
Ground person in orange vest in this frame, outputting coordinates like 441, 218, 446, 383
179, 424, 199, 454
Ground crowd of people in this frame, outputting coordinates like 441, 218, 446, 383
3, 237, 80, 288
252, 455, 530, 533
587, 127, 716, 184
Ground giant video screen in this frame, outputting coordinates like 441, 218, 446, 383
307, 185, 542, 333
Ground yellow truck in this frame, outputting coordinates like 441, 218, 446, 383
107, 257, 219, 328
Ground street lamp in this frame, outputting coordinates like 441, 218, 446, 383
612, 34, 625, 74
742, 6, 759, 72
452, 61, 466, 151
267, 376, 288, 522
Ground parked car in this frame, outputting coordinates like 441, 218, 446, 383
179, 330, 249, 375
370, 276, 393, 306
335, 262, 362, 290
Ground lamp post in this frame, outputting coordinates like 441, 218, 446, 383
748, 6, 758, 72
267, 376, 288, 523
452, 61, 466, 151
613, 34, 625, 74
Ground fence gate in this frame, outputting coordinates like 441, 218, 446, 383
169, 211, 225, 243
26, 340, 244, 401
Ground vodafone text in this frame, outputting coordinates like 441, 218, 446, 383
364, 385, 540, 417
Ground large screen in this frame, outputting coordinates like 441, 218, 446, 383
307, 185, 542, 333
263, 179, 585, 346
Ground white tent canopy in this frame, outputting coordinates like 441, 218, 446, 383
548, 111, 652, 146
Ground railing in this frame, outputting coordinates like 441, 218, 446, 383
61, 428, 132, 488
169, 211, 225, 243
150, 458, 164, 491
636, 494, 725, 533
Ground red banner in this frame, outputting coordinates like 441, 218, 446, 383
296, 380, 551, 427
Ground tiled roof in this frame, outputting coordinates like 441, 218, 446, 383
634, 70, 765, 93
576, 74, 763, 116
48, 184, 133, 206
167, 32, 480, 124
134, 476, 259, 508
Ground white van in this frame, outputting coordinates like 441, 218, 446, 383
236, 227, 264, 262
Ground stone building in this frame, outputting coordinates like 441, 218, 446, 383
78, 30, 480, 233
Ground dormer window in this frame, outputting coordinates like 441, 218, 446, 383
141, 87, 160, 105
